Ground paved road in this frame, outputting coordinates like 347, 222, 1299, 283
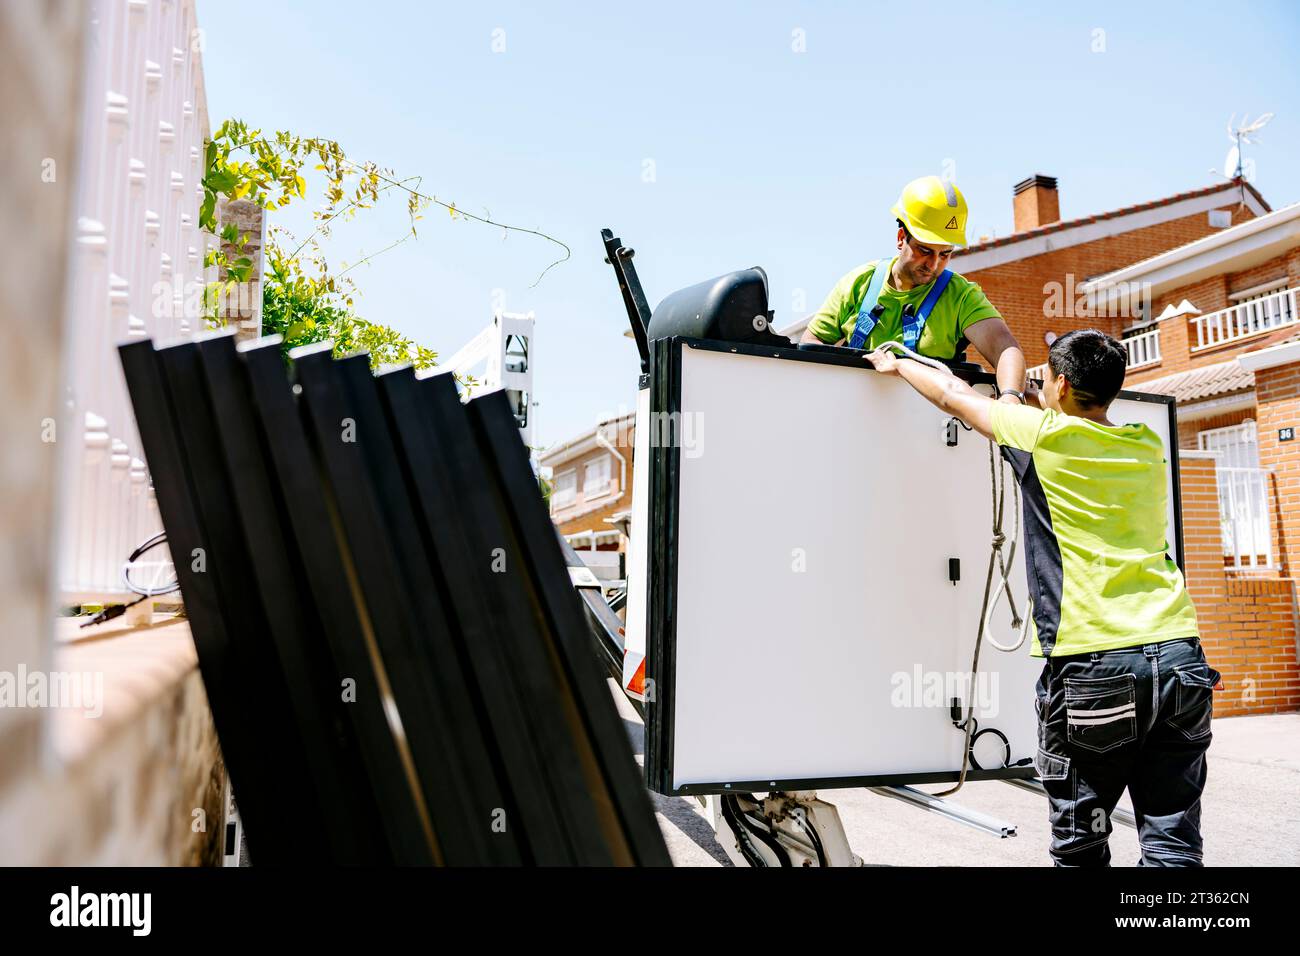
610, 681, 1300, 867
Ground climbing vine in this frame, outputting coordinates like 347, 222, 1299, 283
199, 118, 569, 374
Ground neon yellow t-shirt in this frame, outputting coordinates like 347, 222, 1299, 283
806, 258, 1001, 358
991, 403, 1199, 658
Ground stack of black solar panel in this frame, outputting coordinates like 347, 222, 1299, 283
119, 332, 670, 866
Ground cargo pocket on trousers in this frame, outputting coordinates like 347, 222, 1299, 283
1168, 662, 1220, 741
1035, 748, 1070, 781
1064, 673, 1137, 754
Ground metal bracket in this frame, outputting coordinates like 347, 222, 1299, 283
601, 228, 653, 373
870, 784, 1018, 838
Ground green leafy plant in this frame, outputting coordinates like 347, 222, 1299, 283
200, 119, 446, 370
200, 120, 563, 496
201, 119, 568, 374
537, 471, 555, 504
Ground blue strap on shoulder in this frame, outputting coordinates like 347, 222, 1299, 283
847, 258, 892, 349
905, 269, 954, 351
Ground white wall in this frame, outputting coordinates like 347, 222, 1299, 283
57, 0, 215, 601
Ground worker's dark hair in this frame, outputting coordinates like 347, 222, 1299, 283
1048, 329, 1127, 409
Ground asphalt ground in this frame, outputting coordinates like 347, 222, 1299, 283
609, 681, 1300, 867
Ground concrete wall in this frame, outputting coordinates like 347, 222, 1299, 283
0, 618, 224, 865
0, 0, 88, 798
0, 0, 225, 866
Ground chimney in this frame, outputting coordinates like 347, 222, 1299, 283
1013, 174, 1060, 232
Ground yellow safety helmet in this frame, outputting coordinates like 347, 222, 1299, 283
891, 175, 969, 247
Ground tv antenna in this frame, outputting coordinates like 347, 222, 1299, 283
1211, 112, 1273, 203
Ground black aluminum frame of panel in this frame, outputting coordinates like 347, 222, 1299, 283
156, 340, 346, 860
118, 339, 321, 864
644, 337, 1184, 796
326, 354, 525, 866
466, 389, 672, 867
293, 348, 515, 865
404, 371, 613, 865
644, 337, 680, 796
375, 367, 580, 864
197, 333, 405, 864
237, 339, 437, 865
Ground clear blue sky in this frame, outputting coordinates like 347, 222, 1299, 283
198, 0, 1299, 449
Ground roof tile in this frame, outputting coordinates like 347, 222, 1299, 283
1127, 359, 1253, 404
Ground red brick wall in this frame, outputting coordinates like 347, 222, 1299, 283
1225, 254, 1291, 296
1124, 305, 1194, 386
1013, 182, 1060, 233
1255, 362, 1300, 576
1179, 455, 1300, 715
1123, 255, 1296, 386
1176, 407, 1252, 449
1168, 358, 1300, 605
1212, 578, 1300, 716
1153, 273, 1232, 318
958, 203, 1258, 371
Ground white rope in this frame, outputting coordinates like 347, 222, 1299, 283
869, 340, 955, 375
983, 446, 1032, 653
878, 339, 1030, 650
868, 341, 1033, 795
874, 344, 1031, 644
932, 439, 1031, 796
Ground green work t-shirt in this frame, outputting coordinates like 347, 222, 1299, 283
990, 403, 1199, 658
805, 258, 1001, 358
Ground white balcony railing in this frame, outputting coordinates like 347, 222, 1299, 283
1028, 327, 1160, 383
1218, 466, 1274, 570
1192, 287, 1297, 351
1122, 326, 1161, 369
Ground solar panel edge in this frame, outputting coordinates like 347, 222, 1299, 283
238, 342, 435, 866
467, 391, 672, 867
194, 335, 391, 864
117, 340, 300, 864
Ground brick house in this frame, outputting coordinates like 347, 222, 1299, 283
541, 413, 636, 581
1081, 204, 1300, 716
953, 175, 1268, 372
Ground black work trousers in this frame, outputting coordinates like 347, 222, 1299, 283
1034, 637, 1220, 866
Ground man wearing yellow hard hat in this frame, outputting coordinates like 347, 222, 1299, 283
801, 176, 1028, 403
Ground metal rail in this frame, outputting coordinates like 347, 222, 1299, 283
871, 785, 1018, 838
1003, 777, 1137, 829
